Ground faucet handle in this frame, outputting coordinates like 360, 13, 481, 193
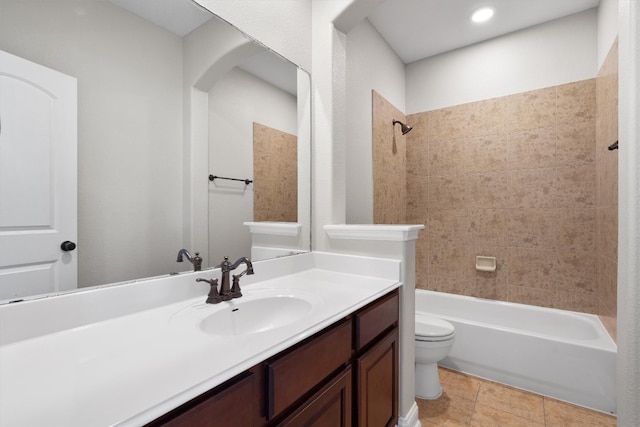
230, 274, 243, 298
196, 277, 223, 304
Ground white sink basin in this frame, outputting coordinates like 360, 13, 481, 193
200, 295, 312, 336
170, 288, 322, 337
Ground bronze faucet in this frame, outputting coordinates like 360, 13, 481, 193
176, 249, 202, 271
219, 256, 254, 300
195, 256, 254, 304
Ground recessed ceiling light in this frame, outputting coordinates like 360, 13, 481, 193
470, 6, 495, 23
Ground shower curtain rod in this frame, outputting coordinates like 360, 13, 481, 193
208, 174, 253, 185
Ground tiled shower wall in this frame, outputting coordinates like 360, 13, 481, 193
595, 40, 618, 326
404, 79, 600, 312
373, 91, 407, 224
253, 122, 298, 222
372, 46, 618, 315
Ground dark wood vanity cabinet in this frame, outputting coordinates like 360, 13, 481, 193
148, 289, 398, 427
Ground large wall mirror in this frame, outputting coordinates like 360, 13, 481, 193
0, 0, 311, 303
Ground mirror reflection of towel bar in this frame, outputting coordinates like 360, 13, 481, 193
208, 174, 253, 185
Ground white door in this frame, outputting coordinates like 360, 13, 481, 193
0, 50, 77, 301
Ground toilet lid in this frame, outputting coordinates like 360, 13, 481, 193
415, 313, 455, 339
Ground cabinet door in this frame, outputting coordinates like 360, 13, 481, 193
148, 371, 256, 427
278, 366, 352, 427
356, 328, 398, 427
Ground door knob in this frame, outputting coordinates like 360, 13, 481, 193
60, 241, 76, 252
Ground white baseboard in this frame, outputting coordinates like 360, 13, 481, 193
397, 401, 421, 427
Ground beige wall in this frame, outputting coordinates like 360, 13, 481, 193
595, 40, 619, 330
253, 123, 298, 222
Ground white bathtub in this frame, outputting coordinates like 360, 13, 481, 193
415, 289, 617, 414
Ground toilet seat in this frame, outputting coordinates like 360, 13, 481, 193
415, 313, 455, 342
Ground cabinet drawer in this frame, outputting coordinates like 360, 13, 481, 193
266, 319, 352, 420
355, 289, 398, 351
148, 370, 256, 427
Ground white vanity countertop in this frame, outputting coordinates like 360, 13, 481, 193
0, 253, 401, 427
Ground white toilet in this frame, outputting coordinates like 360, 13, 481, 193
415, 313, 456, 399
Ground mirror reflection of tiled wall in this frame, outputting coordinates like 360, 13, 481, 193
373, 40, 618, 318
253, 122, 298, 222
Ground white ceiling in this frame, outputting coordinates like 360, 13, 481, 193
367, 0, 601, 64
110, 0, 601, 77
109, 0, 212, 36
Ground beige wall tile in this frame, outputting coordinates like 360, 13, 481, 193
556, 79, 596, 125
465, 134, 508, 174
507, 208, 557, 248
427, 209, 470, 245
596, 147, 618, 207
373, 90, 407, 224
428, 274, 472, 295
508, 286, 552, 308
428, 241, 473, 279
507, 247, 556, 289
556, 250, 597, 292
508, 168, 556, 208
407, 136, 429, 178
596, 206, 618, 260
554, 288, 597, 312
407, 112, 429, 142
507, 127, 556, 170
506, 87, 556, 132
556, 165, 596, 208
597, 255, 617, 316
556, 122, 596, 166
406, 207, 427, 225
467, 209, 508, 247
428, 138, 467, 177
465, 171, 509, 209
556, 208, 596, 251
428, 175, 467, 209
407, 176, 429, 210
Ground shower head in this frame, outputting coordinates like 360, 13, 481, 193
393, 119, 413, 135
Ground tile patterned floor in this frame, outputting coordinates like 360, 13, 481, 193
417, 367, 617, 426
